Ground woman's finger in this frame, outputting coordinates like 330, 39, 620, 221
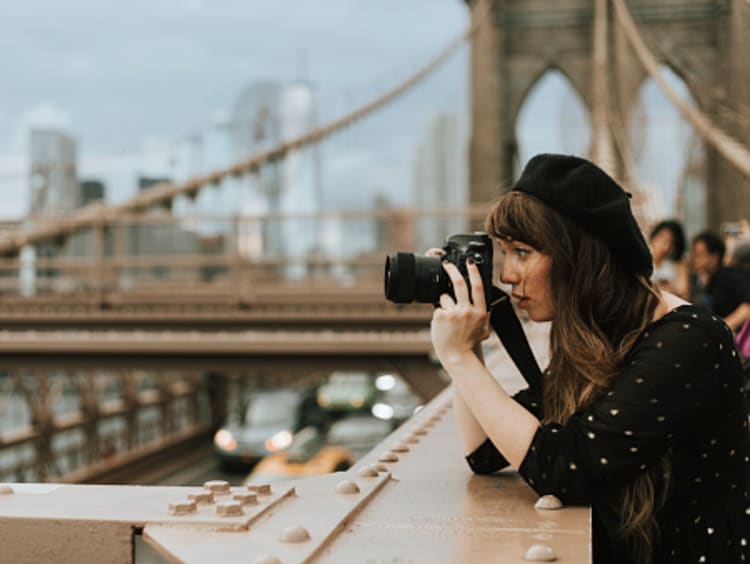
426, 248, 446, 258
442, 262, 470, 305
466, 261, 486, 311
439, 293, 455, 310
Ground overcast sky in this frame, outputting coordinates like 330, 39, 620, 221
0, 1, 699, 224
0, 0, 472, 218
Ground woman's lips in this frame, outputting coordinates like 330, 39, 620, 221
512, 294, 529, 308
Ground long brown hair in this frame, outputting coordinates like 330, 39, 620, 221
486, 191, 666, 561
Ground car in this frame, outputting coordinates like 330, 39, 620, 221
245, 426, 353, 483
316, 372, 378, 414
213, 387, 329, 470
326, 414, 394, 460
371, 374, 423, 425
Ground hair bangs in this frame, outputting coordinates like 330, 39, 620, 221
485, 192, 546, 251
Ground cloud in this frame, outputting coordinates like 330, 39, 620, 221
63, 55, 93, 74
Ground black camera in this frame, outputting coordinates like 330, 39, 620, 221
384, 232, 494, 309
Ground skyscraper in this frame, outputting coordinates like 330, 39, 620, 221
231, 80, 321, 276
412, 113, 466, 251
29, 128, 78, 216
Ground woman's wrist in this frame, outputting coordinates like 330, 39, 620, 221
439, 348, 482, 371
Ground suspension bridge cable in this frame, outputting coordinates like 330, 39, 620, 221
0, 6, 491, 255
589, 0, 617, 175
612, 0, 750, 180
629, 13, 750, 130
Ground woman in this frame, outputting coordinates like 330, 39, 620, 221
432, 154, 749, 563
649, 219, 689, 298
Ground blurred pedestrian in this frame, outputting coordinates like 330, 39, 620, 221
723, 219, 750, 267
690, 230, 750, 331
649, 219, 689, 298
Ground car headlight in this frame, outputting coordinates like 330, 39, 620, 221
371, 403, 394, 420
265, 430, 293, 452
375, 374, 396, 391
214, 429, 237, 451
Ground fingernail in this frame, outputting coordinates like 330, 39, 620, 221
466, 258, 474, 265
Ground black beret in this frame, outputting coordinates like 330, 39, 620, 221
512, 154, 653, 277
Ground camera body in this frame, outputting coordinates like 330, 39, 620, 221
384, 232, 494, 309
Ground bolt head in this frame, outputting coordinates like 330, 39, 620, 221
378, 452, 399, 463
524, 544, 557, 561
216, 501, 244, 516
168, 500, 197, 516
279, 525, 311, 543
335, 480, 360, 494
247, 483, 271, 494
188, 492, 214, 504
203, 480, 231, 494
233, 493, 259, 505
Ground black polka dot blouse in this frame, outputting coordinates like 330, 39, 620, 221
466, 305, 750, 563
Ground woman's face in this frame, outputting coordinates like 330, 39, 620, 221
498, 238, 554, 321
650, 228, 674, 262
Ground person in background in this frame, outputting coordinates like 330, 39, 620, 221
690, 230, 750, 331
431, 154, 749, 564
729, 239, 750, 276
648, 219, 689, 298
723, 219, 750, 267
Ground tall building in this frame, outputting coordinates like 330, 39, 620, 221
29, 128, 78, 216
78, 180, 105, 207
230, 80, 321, 277
412, 114, 466, 251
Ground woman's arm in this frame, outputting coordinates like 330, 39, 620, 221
433, 261, 539, 469
443, 351, 539, 469
452, 344, 490, 454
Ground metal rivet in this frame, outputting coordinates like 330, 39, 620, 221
279, 525, 311, 543
233, 493, 258, 505
414, 429, 428, 435
357, 467, 378, 477
247, 483, 272, 494
379, 452, 399, 462
169, 500, 197, 515
405, 436, 419, 444
335, 480, 360, 494
524, 544, 557, 561
0, 485, 14, 495
203, 480, 231, 494
370, 462, 388, 473
253, 556, 281, 564
216, 501, 244, 516
390, 443, 410, 453
534, 495, 563, 510
187, 492, 214, 504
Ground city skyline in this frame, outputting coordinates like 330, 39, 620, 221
0, 1, 471, 219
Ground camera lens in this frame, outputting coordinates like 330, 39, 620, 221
384, 252, 447, 304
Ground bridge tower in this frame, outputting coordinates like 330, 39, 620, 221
466, 0, 750, 228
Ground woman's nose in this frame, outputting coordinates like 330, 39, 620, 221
499, 260, 520, 285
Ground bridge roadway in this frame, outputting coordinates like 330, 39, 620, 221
0, 326, 444, 402
0, 285, 432, 331
0, 388, 590, 564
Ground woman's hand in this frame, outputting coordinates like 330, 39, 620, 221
430, 260, 490, 367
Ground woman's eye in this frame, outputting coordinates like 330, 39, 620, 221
514, 247, 531, 256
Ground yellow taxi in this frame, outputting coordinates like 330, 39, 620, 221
245, 427, 353, 483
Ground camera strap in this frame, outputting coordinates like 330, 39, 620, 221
488, 288, 543, 391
